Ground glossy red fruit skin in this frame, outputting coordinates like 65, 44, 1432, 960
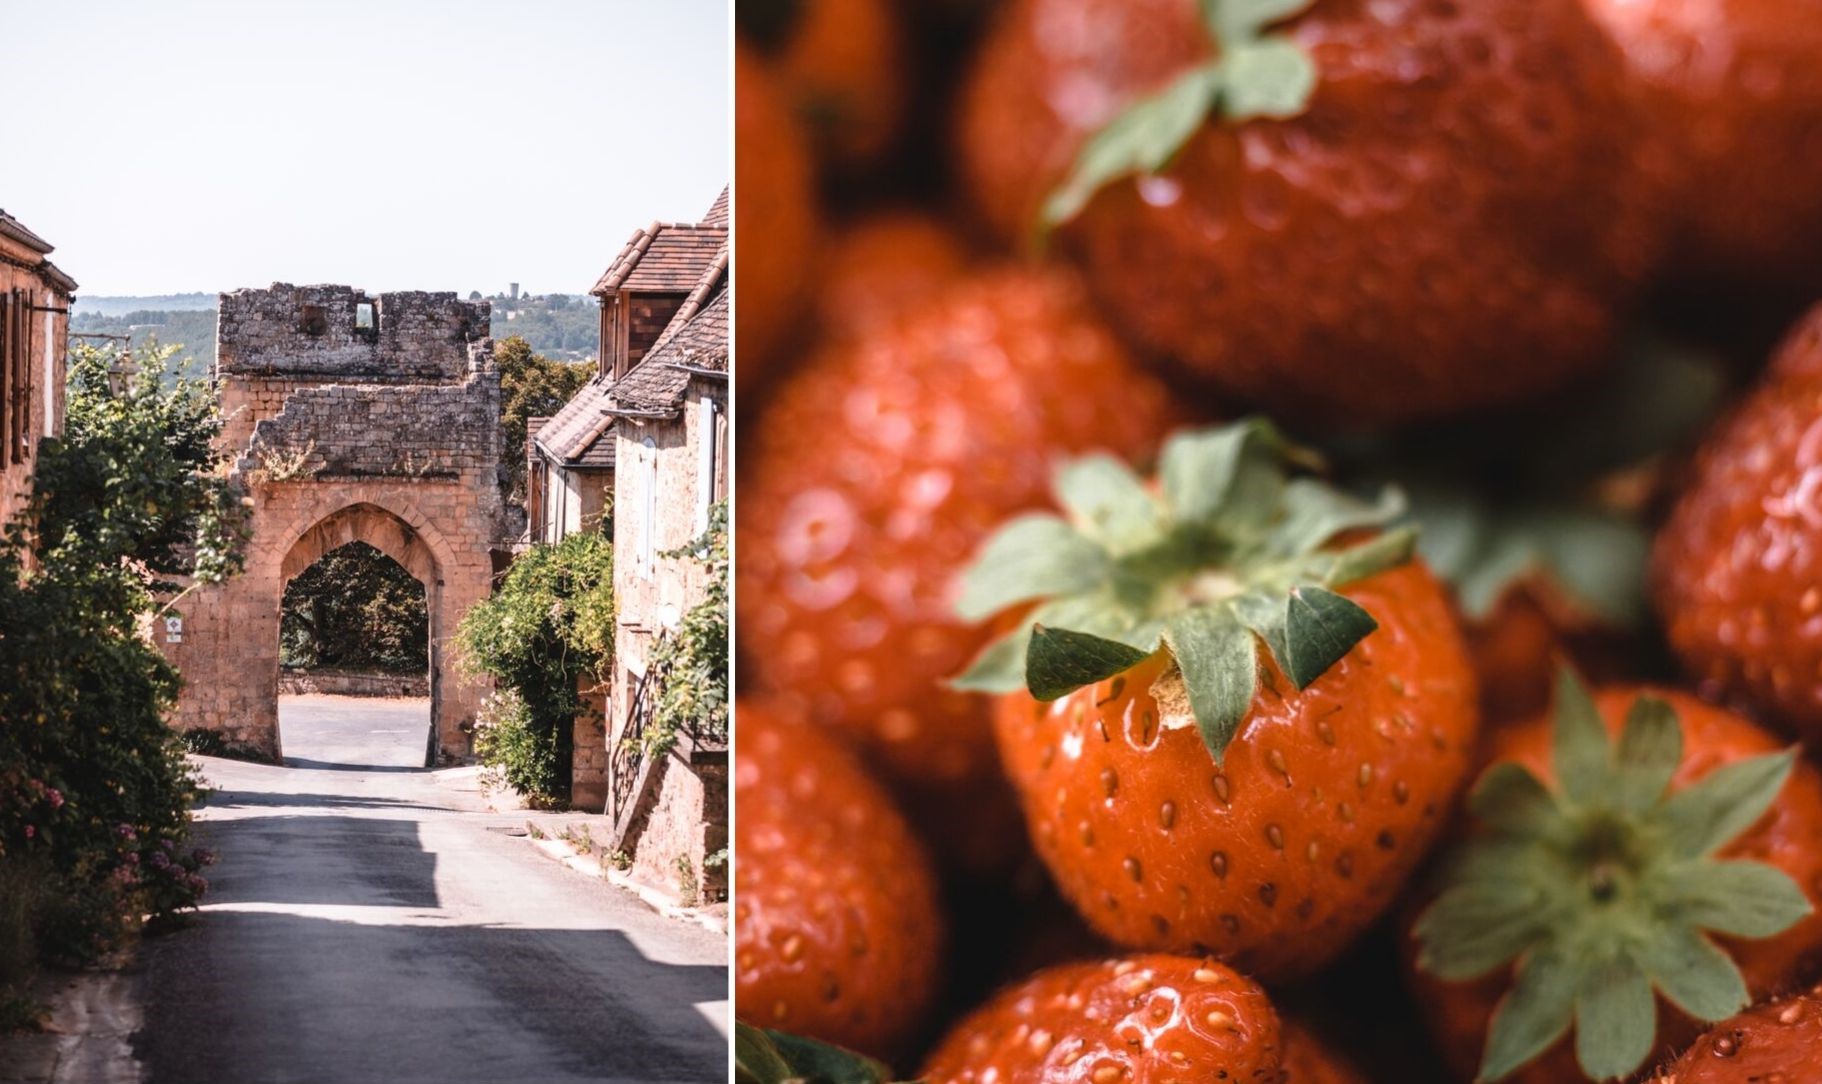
1654, 307, 1822, 740
1404, 688, 1822, 1084
994, 561, 1478, 980
737, 267, 1183, 872
956, 0, 1655, 428
921, 955, 1284, 1084
1280, 1020, 1371, 1084
1648, 981, 1822, 1084
735, 44, 818, 395
815, 211, 971, 341
734, 702, 945, 1059
1585, 0, 1822, 294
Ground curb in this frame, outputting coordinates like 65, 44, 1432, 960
525, 834, 728, 936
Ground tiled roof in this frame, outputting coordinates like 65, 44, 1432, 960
649, 241, 728, 355
701, 187, 729, 228
591, 222, 727, 296
605, 279, 727, 417
0, 210, 54, 254
533, 377, 617, 470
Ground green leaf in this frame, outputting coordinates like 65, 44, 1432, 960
1042, 63, 1223, 227
1162, 608, 1258, 761
954, 513, 1108, 622
1318, 526, 1417, 588
1053, 454, 1166, 554
1612, 696, 1681, 814
1206, 0, 1317, 41
1550, 667, 1610, 807
1520, 510, 1652, 629
1264, 480, 1403, 559
951, 625, 1033, 693
1282, 585, 1376, 689
1572, 958, 1656, 1082
1658, 749, 1797, 858
1469, 762, 1562, 838
1220, 37, 1318, 120
1660, 859, 1813, 939
1414, 881, 1549, 981
1226, 587, 1289, 664
1632, 925, 1749, 1022
1159, 418, 1292, 533
1026, 624, 1152, 701
735, 1023, 902, 1084
1479, 945, 1580, 1082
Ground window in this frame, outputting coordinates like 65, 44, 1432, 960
355, 301, 375, 330
299, 304, 328, 336
694, 398, 717, 534
638, 437, 657, 575
1, 289, 35, 466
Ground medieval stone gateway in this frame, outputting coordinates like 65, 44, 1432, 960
158, 284, 507, 763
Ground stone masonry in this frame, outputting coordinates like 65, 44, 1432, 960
158, 284, 507, 762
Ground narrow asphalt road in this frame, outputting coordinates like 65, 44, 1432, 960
134, 695, 728, 1084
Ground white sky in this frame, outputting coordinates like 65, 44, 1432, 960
5, 0, 729, 297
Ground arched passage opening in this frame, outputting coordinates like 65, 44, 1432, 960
274, 503, 446, 768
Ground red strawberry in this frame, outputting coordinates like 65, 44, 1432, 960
1406, 676, 1822, 1083
815, 210, 971, 342
734, 701, 945, 1058
737, 266, 1183, 874
1584, 0, 1822, 295
735, 44, 819, 394
1646, 981, 1822, 1084
1279, 1020, 1370, 1084
959, 419, 1478, 978
738, 0, 908, 170
1654, 305, 1822, 741
921, 955, 1284, 1084
955, 0, 1655, 427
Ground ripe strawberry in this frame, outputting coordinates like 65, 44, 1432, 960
736, 266, 1182, 873
738, 0, 907, 170
1279, 1020, 1369, 1084
921, 955, 1284, 1084
735, 43, 819, 394
1654, 305, 1822, 741
1584, 0, 1822, 295
1646, 981, 1822, 1084
959, 419, 1478, 978
955, 0, 1655, 427
815, 210, 970, 342
734, 701, 945, 1059
1406, 675, 1822, 1083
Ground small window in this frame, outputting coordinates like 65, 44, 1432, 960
354, 302, 376, 331
299, 305, 328, 336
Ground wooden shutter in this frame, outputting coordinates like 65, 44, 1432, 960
0, 291, 12, 465
17, 290, 32, 463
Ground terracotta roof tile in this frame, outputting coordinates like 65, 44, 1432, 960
605, 279, 727, 417
702, 187, 729, 228
534, 377, 617, 467
591, 222, 727, 296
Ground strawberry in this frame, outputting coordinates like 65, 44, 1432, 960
1279, 1020, 1370, 1084
1646, 981, 1822, 1084
815, 210, 971, 342
736, 266, 1182, 873
738, 0, 908, 170
957, 419, 1478, 978
921, 955, 1284, 1084
955, 0, 1656, 427
1583, 0, 1822, 296
1654, 305, 1822, 741
734, 701, 945, 1059
736, 43, 819, 393
1406, 674, 1822, 1083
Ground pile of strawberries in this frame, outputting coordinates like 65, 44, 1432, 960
733, 0, 1822, 1080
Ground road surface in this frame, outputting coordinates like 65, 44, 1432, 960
132, 695, 728, 1084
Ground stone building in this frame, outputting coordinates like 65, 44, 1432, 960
601, 240, 729, 902
0, 210, 77, 529
527, 191, 726, 546
159, 284, 508, 762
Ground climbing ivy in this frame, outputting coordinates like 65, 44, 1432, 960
642, 502, 728, 757
455, 527, 614, 804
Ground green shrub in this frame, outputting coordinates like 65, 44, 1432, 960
642, 503, 727, 757
456, 528, 614, 804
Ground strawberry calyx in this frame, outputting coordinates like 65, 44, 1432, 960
1413, 668, 1811, 1083
1042, 0, 1322, 227
735, 1023, 919, 1084
953, 418, 1415, 761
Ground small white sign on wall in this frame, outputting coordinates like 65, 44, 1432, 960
165, 616, 183, 644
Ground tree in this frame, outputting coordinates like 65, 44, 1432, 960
280, 543, 428, 673
495, 335, 592, 501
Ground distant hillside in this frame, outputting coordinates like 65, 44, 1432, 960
73, 293, 216, 317
70, 292, 598, 374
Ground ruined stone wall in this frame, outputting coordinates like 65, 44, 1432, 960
159, 285, 505, 761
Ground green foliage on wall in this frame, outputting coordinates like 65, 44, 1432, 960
643, 502, 728, 757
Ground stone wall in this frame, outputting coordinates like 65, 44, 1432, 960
158, 284, 506, 761
278, 667, 430, 698
572, 677, 609, 811
625, 752, 728, 903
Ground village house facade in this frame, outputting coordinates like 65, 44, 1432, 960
0, 210, 76, 530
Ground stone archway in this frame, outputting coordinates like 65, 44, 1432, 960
157, 284, 507, 762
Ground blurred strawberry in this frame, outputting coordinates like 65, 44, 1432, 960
736, 44, 819, 394
738, 0, 908, 171
815, 210, 970, 341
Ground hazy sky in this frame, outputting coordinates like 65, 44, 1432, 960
5, 0, 728, 297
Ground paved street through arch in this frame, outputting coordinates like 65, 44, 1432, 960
135, 697, 728, 1084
